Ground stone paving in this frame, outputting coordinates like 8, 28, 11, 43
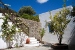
5, 45, 51, 50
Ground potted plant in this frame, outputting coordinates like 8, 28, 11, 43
49, 1, 70, 49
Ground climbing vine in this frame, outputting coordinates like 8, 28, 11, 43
1, 15, 16, 48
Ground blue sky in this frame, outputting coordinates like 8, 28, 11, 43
2, 0, 75, 14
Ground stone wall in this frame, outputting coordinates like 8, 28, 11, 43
9, 15, 42, 41
19, 18, 41, 41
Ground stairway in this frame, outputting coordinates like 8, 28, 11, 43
23, 37, 40, 47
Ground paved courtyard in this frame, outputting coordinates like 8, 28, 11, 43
5, 45, 51, 50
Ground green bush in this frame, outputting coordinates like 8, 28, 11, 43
21, 14, 40, 22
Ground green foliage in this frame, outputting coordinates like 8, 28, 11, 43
50, 7, 70, 34
21, 14, 30, 19
18, 6, 39, 22
40, 28, 45, 41
18, 6, 36, 16
21, 14, 40, 22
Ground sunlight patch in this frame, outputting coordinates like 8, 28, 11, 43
37, 0, 49, 4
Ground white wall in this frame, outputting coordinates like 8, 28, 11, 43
39, 6, 73, 44
64, 17, 75, 45
0, 13, 7, 49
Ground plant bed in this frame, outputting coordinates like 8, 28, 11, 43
7, 46, 13, 49
51, 43, 68, 49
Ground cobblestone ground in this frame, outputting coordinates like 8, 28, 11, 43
5, 46, 51, 50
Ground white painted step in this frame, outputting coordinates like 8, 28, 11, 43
30, 39, 37, 42
24, 43, 40, 47
30, 41, 39, 44
29, 37, 35, 40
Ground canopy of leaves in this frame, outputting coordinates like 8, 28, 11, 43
50, 7, 70, 35
18, 6, 36, 16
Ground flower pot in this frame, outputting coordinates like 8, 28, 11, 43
26, 38, 30, 44
51, 43, 68, 50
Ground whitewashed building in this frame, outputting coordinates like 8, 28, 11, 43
39, 5, 75, 46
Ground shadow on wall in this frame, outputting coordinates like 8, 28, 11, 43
68, 19, 75, 50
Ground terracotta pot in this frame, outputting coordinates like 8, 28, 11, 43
51, 43, 68, 50
26, 38, 30, 44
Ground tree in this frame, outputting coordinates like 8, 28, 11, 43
18, 6, 40, 22
49, 0, 70, 45
18, 6, 36, 16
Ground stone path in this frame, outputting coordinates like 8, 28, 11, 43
5, 45, 51, 50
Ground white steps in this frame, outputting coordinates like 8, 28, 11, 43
30, 39, 37, 41
23, 37, 40, 47
30, 41, 39, 44
24, 43, 40, 47
29, 37, 35, 39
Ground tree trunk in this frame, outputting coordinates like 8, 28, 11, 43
59, 35, 62, 45
6, 40, 12, 49
9, 40, 12, 48
6, 41, 9, 48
